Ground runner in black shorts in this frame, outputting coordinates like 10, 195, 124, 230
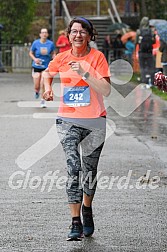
29, 28, 56, 108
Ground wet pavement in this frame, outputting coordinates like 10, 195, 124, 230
0, 73, 167, 252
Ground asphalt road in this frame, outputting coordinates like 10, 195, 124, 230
0, 73, 167, 252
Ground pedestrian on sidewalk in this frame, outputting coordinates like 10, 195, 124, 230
29, 28, 56, 108
43, 17, 111, 240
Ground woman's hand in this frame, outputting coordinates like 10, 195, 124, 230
34, 58, 41, 65
43, 90, 53, 101
68, 61, 111, 97
68, 61, 85, 76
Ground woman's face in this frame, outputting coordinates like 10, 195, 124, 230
69, 22, 91, 49
40, 29, 48, 40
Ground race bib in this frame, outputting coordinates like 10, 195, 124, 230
63, 86, 90, 107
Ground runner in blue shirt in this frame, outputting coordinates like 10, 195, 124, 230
29, 28, 56, 108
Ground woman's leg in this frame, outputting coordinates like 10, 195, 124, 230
40, 71, 47, 107
32, 70, 41, 94
81, 126, 106, 236
56, 120, 85, 239
40, 72, 45, 98
69, 203, 81, 217
82, 142, 105, 205
81, 127, 106, 201
56, 120, 83, 215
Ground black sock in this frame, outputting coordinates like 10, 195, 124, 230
72, 216, 81, 223
83, 204, 92, 212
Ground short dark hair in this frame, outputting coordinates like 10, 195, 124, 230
66, 17, 97, 41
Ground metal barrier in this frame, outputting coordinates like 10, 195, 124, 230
0, 44, 32, 73
0, 44, 138, 73
0, 44, 12, 72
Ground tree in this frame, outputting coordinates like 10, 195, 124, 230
0, 0, 37, 44
134, 0, 167, 19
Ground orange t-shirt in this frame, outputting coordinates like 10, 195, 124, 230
48, 48, 110, 118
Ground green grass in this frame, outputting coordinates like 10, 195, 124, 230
131, 73, 141, 83
151, 86, 167, 101
131, 73, 167, 101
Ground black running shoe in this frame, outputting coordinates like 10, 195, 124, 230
67, 221, 83, 241
82, 205, 94, 237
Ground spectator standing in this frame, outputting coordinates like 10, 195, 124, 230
102, 35, 112, 62
29, 28, 56, 108
125, 37, 135, 65
113, 34, 125, 60
135, 17, 155, 84
56, 30, 71, 53
159, 39, 167, 76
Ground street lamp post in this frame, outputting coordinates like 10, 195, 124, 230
51, 0, 56, 43
97, 0, 100, 16
0, 24, 5, 72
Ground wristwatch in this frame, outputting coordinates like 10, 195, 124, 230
82, 72, 90, 80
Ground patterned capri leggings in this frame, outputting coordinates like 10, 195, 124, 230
56, 119, 106, 204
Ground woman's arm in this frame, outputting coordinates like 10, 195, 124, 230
68, 61, 111, 97
51, 50, 56, 59
42, 68, 54, 101
29, 50, 41, 65
83, 75, 111, 97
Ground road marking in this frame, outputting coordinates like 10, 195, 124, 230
17, 101, 60, 107
33, 113, 57, 119
0, 114, 33, 118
